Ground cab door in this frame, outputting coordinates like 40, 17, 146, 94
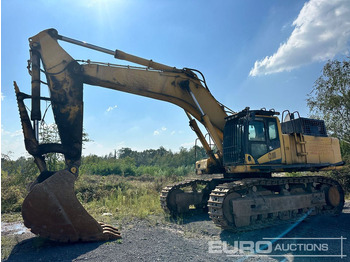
248, 117, 281, 164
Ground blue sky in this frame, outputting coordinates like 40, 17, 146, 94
2, 0, 350, 159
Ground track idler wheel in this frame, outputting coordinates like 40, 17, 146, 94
22, 170, 121, 242
324, 183, 345, 214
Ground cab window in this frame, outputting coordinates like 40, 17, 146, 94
248, 121, 265, 141
268, 121, 278, 140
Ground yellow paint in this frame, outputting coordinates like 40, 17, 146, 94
257, 148, 282, 164
245, 154, 256, 164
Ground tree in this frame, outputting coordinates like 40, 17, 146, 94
39, 122, 64, 170
118, 148, 135, 159
307, 58, 350, 194
307, 58, 350, 144
39, 122, 90, 170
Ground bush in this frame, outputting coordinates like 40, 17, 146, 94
1, 157, 38, 213
328, 154, 350, 196
1, 186, 24, 213
1, 146, 203, 214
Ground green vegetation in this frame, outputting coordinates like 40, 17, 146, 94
1, 155, 38, 213
1, 146, 202, 260
80, 146, 206, 177
307, 57, 350, 197
1, 235, 20, 260
307, 58, 349, 142
75, 175, 174, 222
87, 183, 159, 220
1, 146, 205, 215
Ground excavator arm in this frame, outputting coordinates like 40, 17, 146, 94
23, 29, 229, 171
15, 28, 230, 242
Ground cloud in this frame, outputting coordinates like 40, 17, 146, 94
249, 0, 350, 76
1, 127, 27, 159
106, 105, 118, 112
83, 140, 118, 156
1, 92, 5, 101
10, 130, 23, 137
153, 126, 167, 136
180, 141, 194, 148
1, 126, 22, 137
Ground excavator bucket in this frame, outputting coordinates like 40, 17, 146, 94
22, 170, 121, 242
15, 82, 120, 242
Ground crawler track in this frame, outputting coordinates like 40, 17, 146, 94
207, 176, 344, 232
160, 179, 213, 215
161, 176, 344, 232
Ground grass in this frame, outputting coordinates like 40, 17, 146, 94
1, 174, 177, 260
73, 174, 176, 224
1, 213, 22, 223
1, 235, 19, 260
81, 180, 164, 223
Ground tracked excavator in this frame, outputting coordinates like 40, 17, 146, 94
15, 29, 345, 242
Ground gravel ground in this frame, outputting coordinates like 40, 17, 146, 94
2, 202, 350, 262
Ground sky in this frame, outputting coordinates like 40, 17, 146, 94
1, 0, 350, 160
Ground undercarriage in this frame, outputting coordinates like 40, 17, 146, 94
161, 175, 344, 231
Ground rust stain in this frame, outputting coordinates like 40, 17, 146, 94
60, 105, 81, 123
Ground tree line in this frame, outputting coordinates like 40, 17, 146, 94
2, 146, 208, 178
1, 146, 207, 213
79, 146, 207, 177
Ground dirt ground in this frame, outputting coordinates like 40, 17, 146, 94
2, 202, 350, 262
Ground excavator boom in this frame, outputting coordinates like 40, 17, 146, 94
27, 29, 228, 166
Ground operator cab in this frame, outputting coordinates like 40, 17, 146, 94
223, 108, 282, 166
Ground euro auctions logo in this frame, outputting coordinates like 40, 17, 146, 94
209, 240, 273, 254
208, 237, 347, 259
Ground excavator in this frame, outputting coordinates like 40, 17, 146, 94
15, 29, 345, 242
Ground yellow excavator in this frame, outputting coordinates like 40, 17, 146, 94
15, 29, 345, 242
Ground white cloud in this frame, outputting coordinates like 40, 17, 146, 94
1, 127, 27, 159
1, 126, 11, 136
106, 105, 118, 112
180, 141, 194, 148
249, 0, 350, 76
83, 140, 117, 156
153, 126, 167, 136
1, 126, 23, 138
1, 92, 5, 101
10, 130, 23, 138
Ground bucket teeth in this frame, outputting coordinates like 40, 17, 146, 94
99, 222, 121, 238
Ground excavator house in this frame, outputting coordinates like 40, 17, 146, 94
15, 29, 345, 242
